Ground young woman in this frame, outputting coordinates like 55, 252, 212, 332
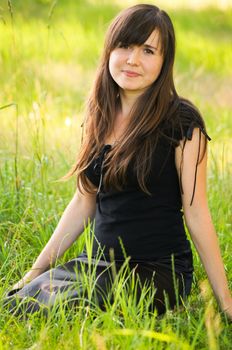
5, 4, 232, 319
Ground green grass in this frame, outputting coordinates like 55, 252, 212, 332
0, 1, 232, 349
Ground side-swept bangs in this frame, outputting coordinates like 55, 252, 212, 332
105, 5, 173, 57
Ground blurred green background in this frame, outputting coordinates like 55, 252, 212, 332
1, 0, 231, 153
0, 2, 232, 348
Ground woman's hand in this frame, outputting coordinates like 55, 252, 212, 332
12, 277, 30, 291
12, 278, 27, 290
11, 269, 41, 291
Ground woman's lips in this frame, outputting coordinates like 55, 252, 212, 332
122, 70, 141, 77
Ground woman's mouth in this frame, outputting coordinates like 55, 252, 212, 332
122, 70, 141, 77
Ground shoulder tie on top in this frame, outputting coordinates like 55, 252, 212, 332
186, 122, 211, 142
180, 122, 211, 206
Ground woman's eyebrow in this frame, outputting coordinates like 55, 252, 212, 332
143, 44, 158, 50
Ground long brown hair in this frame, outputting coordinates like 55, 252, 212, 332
69, 4, 208, 196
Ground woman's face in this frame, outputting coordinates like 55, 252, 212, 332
109, 29, 164, 96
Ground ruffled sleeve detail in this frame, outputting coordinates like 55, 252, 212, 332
178, 117, 211, 206
185, 121, 211, 142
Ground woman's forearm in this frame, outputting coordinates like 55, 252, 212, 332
25, 190, 96, 280
187, 210, 231, 308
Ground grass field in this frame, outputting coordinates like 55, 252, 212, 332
0, 0, 232, 349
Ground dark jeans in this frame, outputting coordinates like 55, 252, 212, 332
4, 250, 193, 317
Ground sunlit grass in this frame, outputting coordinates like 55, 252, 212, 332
0, 1, 232, 349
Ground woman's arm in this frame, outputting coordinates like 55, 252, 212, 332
175, 128, 232, 320
13, 183, 97, 289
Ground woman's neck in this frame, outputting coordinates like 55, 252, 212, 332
104, 90, 142, 145
119, 89, 142, 118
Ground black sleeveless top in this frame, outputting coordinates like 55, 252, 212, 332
84, 104, 211, 262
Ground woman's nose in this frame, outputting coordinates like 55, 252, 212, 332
126, 47, 140, 66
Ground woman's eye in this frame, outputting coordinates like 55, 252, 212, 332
144, 48, 154, 55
